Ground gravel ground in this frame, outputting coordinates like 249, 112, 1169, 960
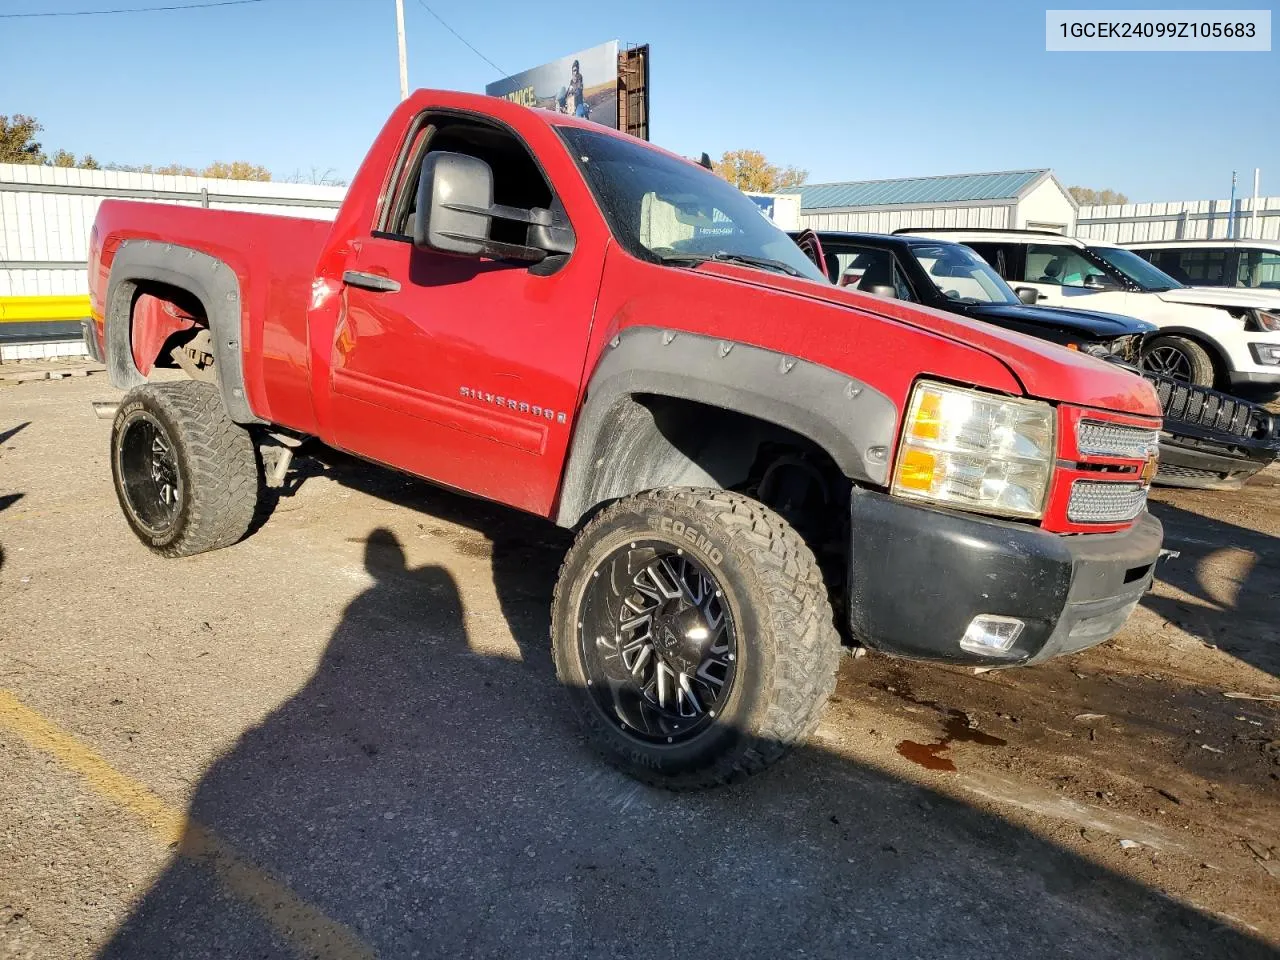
1, 371, 1277, 960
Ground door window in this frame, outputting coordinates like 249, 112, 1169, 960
1145, 248, 1230, 286
1021, 244, 1108, 287
829, 245, 915, 300
1238, 249, 1280, 289
381, 114, 557, 248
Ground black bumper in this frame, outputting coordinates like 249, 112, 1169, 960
848, 489, 1163, 667
1155, 435, 1276, 489
1144, 371, 1279, 489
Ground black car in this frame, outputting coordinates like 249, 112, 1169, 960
792, 230, 1279, 490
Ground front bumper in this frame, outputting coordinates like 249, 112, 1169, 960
848, 489, 1163, 666
1156, 434, 1277, 489
1229, 371, 1280, 388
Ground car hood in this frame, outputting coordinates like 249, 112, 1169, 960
1155, 286, 1280, 309
710, 266, 1161, 417
966, 302, 1156, 337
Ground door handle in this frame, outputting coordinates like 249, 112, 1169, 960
342, 270, 401, 293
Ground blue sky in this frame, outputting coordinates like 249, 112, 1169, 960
2, 0, 1276, 199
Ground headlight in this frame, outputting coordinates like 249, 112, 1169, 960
891, 381, 1055, 519
1249, 310, 1280, 332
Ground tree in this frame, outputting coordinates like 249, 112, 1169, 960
712, 149, 808, 193
1068, 186, 1129, 206
0, 114, 45, 164
201, 161, 271, 181
283, 166, 348, 187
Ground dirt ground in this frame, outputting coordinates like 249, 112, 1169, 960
1, 369, 1277, 959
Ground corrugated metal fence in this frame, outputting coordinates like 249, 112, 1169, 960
1, 162, 345, 298
1076, 195, 1280, 243
0, 163, 345, 358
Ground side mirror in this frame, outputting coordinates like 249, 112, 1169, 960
415, 151, 494, 256
867, 284, 898, 299
414, 150, 575, 262
1083, 273, 1118, 291
1015, 286, 1041, 305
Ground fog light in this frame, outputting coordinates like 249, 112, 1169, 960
960, 615, 1025, 655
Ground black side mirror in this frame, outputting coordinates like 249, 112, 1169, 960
1015, 286, 1041, 304
867, 284, 898, 299
1083, 273, 1118, 291
414, 150, 575, 262
415, 151, 494, 256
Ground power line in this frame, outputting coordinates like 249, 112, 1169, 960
413, 0, 506, 77
0, 0, 266, 18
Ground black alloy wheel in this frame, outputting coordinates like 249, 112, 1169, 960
1144, 343, 1194, 381
577, 542, 738, 745
115, 411, 183, 537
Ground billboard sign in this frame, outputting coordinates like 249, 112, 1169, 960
486, 41, 620, 130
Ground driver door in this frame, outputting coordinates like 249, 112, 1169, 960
1011, 242, 1133, 313
328, 113, 601, 516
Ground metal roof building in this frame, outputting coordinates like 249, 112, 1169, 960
796, 169, 1077, 235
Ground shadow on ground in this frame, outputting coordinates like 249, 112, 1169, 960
97, 458, 1273, 959
1145, 501, 1280, 680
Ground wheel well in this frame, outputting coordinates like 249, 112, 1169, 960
561, 393, 852, 562
128, 281, 213, 378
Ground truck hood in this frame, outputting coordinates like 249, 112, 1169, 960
711, 265, 1161, 417
1156, 286, 1280, 310
966, 302, 1156, 338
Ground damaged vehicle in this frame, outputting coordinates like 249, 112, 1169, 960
794, 230, 1279, 489
88, 91, 1169, 788
901, 228, 1280, 396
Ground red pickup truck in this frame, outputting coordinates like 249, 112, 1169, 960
87, 90, 1164, 788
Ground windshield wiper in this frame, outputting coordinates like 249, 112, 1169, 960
657, 251, 802, 277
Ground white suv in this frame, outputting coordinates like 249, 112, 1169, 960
1126, 239, 1280, 292
901, 229, 1280, 393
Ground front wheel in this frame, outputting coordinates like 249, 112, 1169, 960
550, 489, 842, 789
1141, 335, 1216, 387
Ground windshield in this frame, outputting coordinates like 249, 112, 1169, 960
557, 126, 828, 283
1091, 246, 1184, 291
910, 243, 1019, 304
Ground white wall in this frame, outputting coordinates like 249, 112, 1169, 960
799, 202, 1012, 233
0, 163, 345, 297
1012, 178, 1075, 232
1077, 196, 1280, 243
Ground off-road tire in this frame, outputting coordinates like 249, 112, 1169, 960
551, 488, 843, 789
111, 381, 260, 558
1142, 335, 1217, 387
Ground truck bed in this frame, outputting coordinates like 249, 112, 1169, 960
90, 200, 334, 433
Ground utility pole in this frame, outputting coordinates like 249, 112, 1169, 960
1227, 170, 1237, 239
1250, 168, 1260, 240
395, 0, 409, 101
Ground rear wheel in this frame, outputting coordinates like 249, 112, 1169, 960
551, 488, 842, 789
1142, 335, 1216, 387
111, 381, 260, 557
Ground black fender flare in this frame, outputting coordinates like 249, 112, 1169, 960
555, 327, 898, 527
104, 239, 261, 424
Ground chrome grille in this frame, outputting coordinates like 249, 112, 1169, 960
1075, 419, 1159, 459
1068, 481, 1148, 524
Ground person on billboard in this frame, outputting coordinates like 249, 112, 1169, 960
556, 60, 590, 119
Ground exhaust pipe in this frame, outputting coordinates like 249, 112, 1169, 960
91, 400, 118, 420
